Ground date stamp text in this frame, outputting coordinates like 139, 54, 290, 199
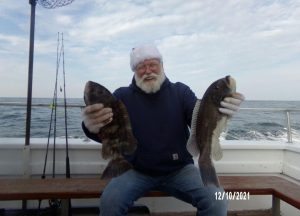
215, 191, 250, 200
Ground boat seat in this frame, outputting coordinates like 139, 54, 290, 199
0, 175, 299, 216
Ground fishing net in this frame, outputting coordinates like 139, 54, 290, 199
38, 0, 75, 9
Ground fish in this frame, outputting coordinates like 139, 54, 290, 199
84, 81, 137, 179
187, 75, 236, 187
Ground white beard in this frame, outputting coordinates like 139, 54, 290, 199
134, 68, 166, 94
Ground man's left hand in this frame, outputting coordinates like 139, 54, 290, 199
219, 92, 245, 116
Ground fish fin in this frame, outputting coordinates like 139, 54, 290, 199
187, 100, 201, 157
101, 157, 132, 179
187, 136, 199, 157
116, 100, 137, 155
101, 140, 111, 160
211, 116, 228, 161
199, 161, 220, 187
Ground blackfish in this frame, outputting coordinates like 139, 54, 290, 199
187, 76, 236, 187
84, 81, 137, 179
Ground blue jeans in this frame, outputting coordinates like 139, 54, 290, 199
99, 164, 228, 216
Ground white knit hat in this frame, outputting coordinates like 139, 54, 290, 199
130, 44, 163, 71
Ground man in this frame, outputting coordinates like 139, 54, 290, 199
82, 44, 245, 216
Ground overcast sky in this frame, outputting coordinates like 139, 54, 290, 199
0, 0, 299, 100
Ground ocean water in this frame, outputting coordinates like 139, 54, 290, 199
0, 97, 299, 142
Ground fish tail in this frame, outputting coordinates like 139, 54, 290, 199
100, 156, 132, 180
199, 159, 220, 187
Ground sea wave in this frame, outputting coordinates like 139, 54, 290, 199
0, 98, 300, 142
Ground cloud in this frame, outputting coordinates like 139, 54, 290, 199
55, 14, 73, 26
0, 34, 27, 47
0, 0, 300, 100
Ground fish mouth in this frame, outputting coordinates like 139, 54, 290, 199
84, 81, 93, 105
225, 76, 236, 93
84, 81, 94, 91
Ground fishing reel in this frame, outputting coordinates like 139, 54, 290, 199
49, 198, 62, 209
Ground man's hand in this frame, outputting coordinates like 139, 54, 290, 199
219, 92, 245, 116
82, 103, 113, 134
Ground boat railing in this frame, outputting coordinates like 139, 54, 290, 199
239, 107, 300, 143
0, 102, 85, 108
0, 102, 299, 143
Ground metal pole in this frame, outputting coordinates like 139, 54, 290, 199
272, 195, 281, 216
286, 111, 292, 143
23, 0, 37, 211
25, 0, 37, 147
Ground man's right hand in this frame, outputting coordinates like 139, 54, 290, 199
82, 103, 113, 134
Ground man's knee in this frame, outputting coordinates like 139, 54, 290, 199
195, 187, 228, 216
99, 179, 134, 215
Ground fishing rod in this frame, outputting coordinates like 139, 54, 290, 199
62, 33, 71, 179
53, 32, 61, 180
62, 32, 72, 214
41, 32, 61, 179
50, 32, 63, 211
39, 32, 62, 213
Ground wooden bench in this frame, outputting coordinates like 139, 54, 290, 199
0, 175, 299, 216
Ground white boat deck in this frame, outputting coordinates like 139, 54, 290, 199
0, 139, 299, 215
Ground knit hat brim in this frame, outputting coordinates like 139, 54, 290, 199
130, 44, 162, 71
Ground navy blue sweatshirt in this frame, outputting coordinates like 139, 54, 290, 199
83, 77, 197, 176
